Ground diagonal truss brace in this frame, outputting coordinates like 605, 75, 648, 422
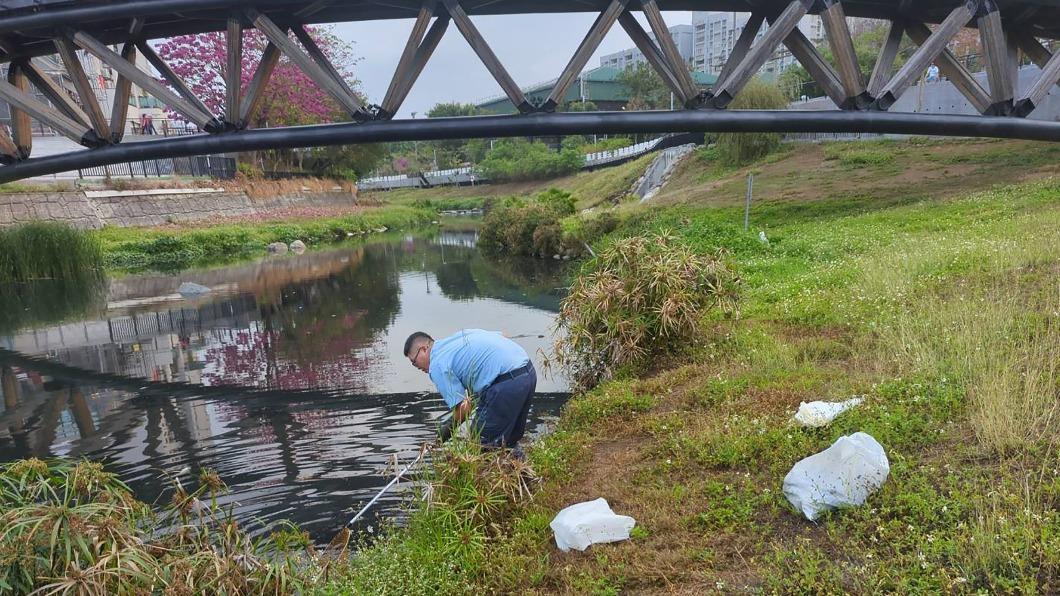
70, 30, 222, 131
1013, 33, 1060, 117
713, 12, 765, 96
239, 41, 281, 128
782, 24, 853, 109
542, 0, 628, 112
226, 17, 243, 126
904, 21, 991, 114
978, 1, 1016, 115
379, 2, 452, 119
55, 36, 110, 141
7, 61, 32, 159
442, 0, 532, 113
867, 21, 904, 98
820, 0, 868, 104
618, 11, 690, 106
641, 0, 699, 102
20, 58, 91, 129
0, 74, 100, 146
380, 1, 435, 117
247, 8, 370, 120
873, 2, 983, 111
709, 0, 812, 108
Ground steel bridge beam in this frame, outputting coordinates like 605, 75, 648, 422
4, 110, 1060, 183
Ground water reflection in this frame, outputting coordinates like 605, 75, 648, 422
0, 231, 569, 540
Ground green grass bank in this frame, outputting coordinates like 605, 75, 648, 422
2, 138, 1057, 594
92, 204, 433, 271
323, 139, 1060, 594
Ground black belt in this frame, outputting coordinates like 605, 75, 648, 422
490, 362, 532, 386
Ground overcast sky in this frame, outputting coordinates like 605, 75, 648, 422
332, 11, 694, 118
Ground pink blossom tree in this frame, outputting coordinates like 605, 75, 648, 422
155, 26, 363, 128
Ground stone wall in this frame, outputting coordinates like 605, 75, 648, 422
0, 189, 357, 229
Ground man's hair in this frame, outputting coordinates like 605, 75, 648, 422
403, 332, 433, 357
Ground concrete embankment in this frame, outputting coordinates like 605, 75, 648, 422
0, 187, 357, 229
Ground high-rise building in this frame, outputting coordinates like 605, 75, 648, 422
691, 11, 826, 79
599, 24, 695, 71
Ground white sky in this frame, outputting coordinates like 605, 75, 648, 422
332, 11, 694, 117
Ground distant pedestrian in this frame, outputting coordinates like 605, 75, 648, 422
926, 64, 940, 83
141, 114, 156, 135
404, 329, 536, 453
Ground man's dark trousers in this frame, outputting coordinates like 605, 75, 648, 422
475, 363, 536, 448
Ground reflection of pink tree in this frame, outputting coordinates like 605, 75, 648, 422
156, 26, 360, 127
202, 323, 380, 394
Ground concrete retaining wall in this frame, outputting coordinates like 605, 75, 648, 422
0, 189, 357, 229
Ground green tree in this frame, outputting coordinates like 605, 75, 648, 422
716, 79, 787, 166
617, 63, 669, 110
564, 100, 599, 112
426, 102, 485, 167
426, 102, 482, 118
302, 143, 388, 180
479, 139, 583, 182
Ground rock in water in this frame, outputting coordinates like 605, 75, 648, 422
267, 242, 288, 254
177, 282, 211, 297
290, 239, 306, 253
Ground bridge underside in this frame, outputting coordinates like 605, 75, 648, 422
1, 0, 1059, 182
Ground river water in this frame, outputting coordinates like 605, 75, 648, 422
0, 229, 569, 540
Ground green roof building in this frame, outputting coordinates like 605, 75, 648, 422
476, 67, 718, 114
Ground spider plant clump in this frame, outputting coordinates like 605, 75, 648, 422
552, 231, 740, 389
0, 458, 325, 595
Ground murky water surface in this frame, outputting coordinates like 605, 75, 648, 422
0, 230, 569, 540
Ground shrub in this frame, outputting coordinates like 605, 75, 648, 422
479, 139, 584, 182
552, 231, 740, 389
716, 79, 787, 166
534, 188, 576, 216
0, 458, 320, 595
478, 189, 580, 257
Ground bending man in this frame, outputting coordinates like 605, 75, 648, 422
404, 329, 536, 450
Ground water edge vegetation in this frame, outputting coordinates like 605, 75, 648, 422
1, 137, 1057, 593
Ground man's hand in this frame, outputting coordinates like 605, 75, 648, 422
456, 397, 472, 423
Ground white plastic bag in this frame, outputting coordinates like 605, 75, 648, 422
550, 498, 636, 552
783, 432, 889, 521
792, 397, 864, 428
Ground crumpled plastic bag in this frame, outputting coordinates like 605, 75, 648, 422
783, 432, 890, 521
792, 397, 864, 427
550, 498, 636, 552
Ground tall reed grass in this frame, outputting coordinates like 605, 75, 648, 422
0, 222, 106, 334
0, 221, 103, 282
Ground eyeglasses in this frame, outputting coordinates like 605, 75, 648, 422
409, 345, 427, 365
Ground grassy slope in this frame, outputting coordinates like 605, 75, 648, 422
326, 138, 1060, 594
368, 152, 656, 211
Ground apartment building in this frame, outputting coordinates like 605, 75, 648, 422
599, 24, 695, 71
692, 11, 826, 79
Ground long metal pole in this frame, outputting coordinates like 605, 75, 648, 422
5, 110, 1060, 183
744, 173, 753, 231
347, 446, 431, 527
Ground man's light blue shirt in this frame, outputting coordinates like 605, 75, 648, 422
428, 329, 530, 409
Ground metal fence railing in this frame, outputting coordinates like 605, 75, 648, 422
75, 155, 236, 180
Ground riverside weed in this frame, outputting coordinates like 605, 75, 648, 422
552, 231, 740, 389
